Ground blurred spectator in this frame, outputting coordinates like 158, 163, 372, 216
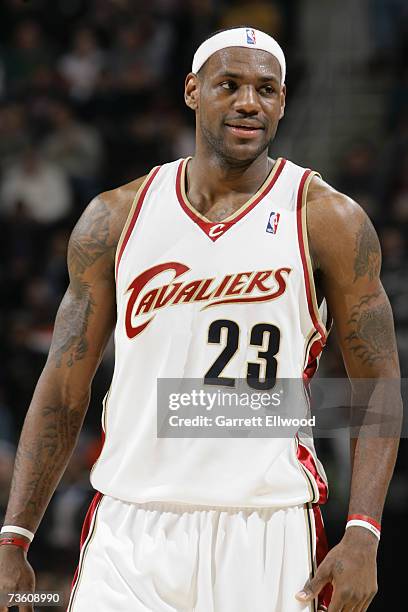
117, 110, 164, 179
0, 103, 30, 168
368, 0, 408, 70
169, 0, 218, 92
336, 141, 379, 218
42, 101, 103, 202
23, 276, 57, 345
381, 225, 407, 268
3, 314, 50, 429
218, 0, 283, 37
43, 229, 70, 304
58, 27, 105, 102
0, 60, 5, 98
0, 393, 14, 445
0, 441, 15, 519
377, 112, 408, 205
3, 20, 51, 94
386, 67, 408, 132
390, 154, 408, 223
0, 147, 72, 224
48, 436, 95, 550
110, 16, 173, 93
380, 226, 408, 328
163, 108, 195, 159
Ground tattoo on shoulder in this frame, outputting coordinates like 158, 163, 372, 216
353, 217, 381, 282
49, 279, 96, 368
48, 195, 116, 367
68, 196, 114, 276
344, 292, 396, 366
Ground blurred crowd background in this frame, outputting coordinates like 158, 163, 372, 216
0, 0, 406, 608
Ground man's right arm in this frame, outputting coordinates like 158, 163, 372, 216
4, 193, 117, 533
0, 178, 144, 609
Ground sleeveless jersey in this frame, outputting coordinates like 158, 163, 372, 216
90, 157, 330, 507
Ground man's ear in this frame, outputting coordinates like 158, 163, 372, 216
185, 73, 200, 111
279, 84, 286, 119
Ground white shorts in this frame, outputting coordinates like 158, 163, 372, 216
68, 494, 330, 612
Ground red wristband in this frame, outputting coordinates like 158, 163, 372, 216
347, 514, 381, 532
0, 537, 30, 552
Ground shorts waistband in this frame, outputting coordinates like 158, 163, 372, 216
105, 495, 307, 516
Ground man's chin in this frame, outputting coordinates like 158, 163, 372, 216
220, 143, 268, 165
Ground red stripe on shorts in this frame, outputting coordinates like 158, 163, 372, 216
313, 504, 333, 610
69, 491, 103, 602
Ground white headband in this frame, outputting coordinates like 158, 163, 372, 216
192, 27, 286, 84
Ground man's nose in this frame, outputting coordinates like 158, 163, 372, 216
233, 85, 261, 115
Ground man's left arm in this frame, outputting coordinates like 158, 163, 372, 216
296, 177, 402, 611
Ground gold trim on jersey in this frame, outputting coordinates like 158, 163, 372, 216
179, 156, 283, 223
299, 171, 328, 339
89, 386, 111, 481
114, 167, 159, 282
101, 385, 110, 433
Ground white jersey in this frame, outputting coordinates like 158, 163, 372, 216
91, 157, 330, 507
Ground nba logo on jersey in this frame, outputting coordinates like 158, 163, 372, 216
266, 212, 280, 234
246, 28, 256, 45
266, 211, 281, 234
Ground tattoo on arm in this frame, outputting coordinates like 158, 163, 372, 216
49, 280, 95, 368
49, 195, 115, 368
344, 292, 396, 366
68, 196, 113, 276
353, 218, 381, 282
8, 405, 83, 520
5, 195, 117, 528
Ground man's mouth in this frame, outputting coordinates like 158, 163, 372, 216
224, 123, 264, 138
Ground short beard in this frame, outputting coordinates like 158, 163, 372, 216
200, 121, 271, 168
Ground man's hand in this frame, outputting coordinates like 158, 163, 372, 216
296, 528, 378, 611
0, 546, 35, 612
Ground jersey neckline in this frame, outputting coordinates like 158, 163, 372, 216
175, 156, 286, 242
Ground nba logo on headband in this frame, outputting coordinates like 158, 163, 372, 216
192, 28, 286, 83
246, 28, 256, 45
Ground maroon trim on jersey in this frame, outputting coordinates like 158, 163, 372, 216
303, 336, 324, 382
313, 504, 333, 609
115, 166, 161, 278
68, 491, 103, 610
297, 439, 328, 505
176, 157, 286, 241
296, 170, 327, 341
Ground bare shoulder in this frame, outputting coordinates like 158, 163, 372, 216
68, 175, 147, 278
99, 175, 147, 244
306, 175, 381, 285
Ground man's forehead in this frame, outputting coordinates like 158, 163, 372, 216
204, 47, 282, 82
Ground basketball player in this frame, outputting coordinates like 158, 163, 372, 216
0, 28, 401, 612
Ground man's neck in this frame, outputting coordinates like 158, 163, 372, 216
186, 149, 273, 215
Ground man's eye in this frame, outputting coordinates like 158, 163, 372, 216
260, 85, 275, 95
220, 81, 237, 91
